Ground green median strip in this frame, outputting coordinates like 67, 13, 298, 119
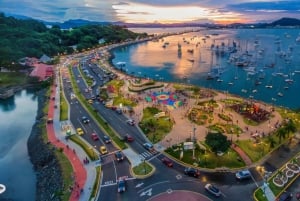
89, 166, 101, 201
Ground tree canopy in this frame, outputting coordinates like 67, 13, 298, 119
205, 132, 231, 153
0, 13, 148, 67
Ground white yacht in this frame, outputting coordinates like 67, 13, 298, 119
0, 184, 6, 194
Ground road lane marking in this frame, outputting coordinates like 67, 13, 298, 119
140, 188, 152, 197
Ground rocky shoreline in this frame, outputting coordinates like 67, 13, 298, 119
27, 88, 63, 201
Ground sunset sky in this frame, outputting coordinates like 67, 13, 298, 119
0, 0, 299, 24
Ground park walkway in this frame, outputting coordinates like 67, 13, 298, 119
231, 144, 252, 166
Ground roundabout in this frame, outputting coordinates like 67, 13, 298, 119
148, 190, 213, 201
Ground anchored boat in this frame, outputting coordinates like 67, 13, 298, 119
0, 184, 6, 194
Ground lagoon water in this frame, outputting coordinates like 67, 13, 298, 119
113, 28, 300, 109
0, 90, 37, 200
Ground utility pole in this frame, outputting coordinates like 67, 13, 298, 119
192, 125, 196, 159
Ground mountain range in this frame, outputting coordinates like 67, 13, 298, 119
5, 13, 300, 29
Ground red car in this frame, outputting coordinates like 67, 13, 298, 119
124, 134, 134, 142
162, 157, 173, 167
91, 133, 99, 141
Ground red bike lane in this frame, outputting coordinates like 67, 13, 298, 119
47, 85, 87, 201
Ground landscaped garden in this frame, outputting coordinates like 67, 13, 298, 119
230, 102, 271, 124
254, 154, 300, 201
165, 132, 245, 169
139, 107, 173, 143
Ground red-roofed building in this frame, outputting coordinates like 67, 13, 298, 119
30, 63, 54, 81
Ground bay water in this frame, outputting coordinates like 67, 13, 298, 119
0, 90, 37, 201
114, 28, 300, 109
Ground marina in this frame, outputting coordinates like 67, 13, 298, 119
114, 28, 300, 109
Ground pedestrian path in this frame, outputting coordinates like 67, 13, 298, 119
123, 148, 144, 167
231, 144, 252, 166
261, 183, 276, 201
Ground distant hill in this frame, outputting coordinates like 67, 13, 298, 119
46, 19, 111, 29
4, 12, 300, 28
270, 17, 300, 26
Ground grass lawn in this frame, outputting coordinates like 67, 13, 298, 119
90, 166, 101, 200
69, 135, 99, 160
139, 107, 173, 143
132, 162, 153, 175
254, 189, 268, 201
165, 144, 245, 169
113, 95, 137, 107
60, 91, 68, 121
0, 72, 29, 87
55, 149, 73, 201
236, 139, 266, 162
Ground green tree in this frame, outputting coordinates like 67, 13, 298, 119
276, 127, 287, 143
284, 119, 297, 137
205, 132, 231, 154
267, 136, 276, 149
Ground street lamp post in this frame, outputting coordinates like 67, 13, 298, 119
141, 158, 146, 174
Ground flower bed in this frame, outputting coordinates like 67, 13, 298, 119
286, 163, 299, 173
273, 176, 284, 187
272, 157, 300, 187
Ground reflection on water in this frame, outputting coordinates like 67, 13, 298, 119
113, 28, 300, 109
0, 90, 37, 200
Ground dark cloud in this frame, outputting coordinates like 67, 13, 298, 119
227, 1, 300, 12
125, 0, 201, 6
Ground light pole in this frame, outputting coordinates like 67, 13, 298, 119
141, 158, 146, 174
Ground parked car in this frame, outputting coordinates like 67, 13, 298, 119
81, 116, 90, 124
276, 191, 293, 201
162, 157, 173, 167
126, 119, 135, 126
184, 167, 200, 178
235, 170, 251, 180
205, 183, 221, 197
103, 135, 111, 144
76, 128, 84, 135
117, 177, 126, 193
91, 133, 99, 141
115, 151, 124, 162
99, 146, 108, 155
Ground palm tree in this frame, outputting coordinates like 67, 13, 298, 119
267, 136, 276, 149
284, 119, 297, 138
276, 127, 287, 143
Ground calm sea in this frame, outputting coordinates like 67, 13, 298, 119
113, 28, 300, 109
0, 90, 37, 201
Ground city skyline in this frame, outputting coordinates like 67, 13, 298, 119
0, 0, 299, 24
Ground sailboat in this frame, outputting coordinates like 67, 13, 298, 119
277, 92, 283, 97
0, 184, 6, 194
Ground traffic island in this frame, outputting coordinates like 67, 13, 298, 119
253, 153, 300, 201
131, 161, 156, 179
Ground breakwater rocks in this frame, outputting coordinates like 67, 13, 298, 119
27, 89, 63, 201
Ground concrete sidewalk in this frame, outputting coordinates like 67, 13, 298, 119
261, 182, 276, 201
123, 148, 143, 167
